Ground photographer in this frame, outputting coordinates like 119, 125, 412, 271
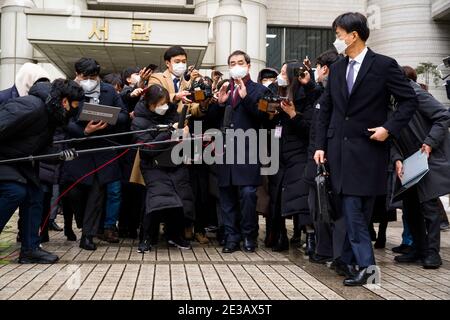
185, 75, 218, 244
266, 60, 315, 252
0, 79, 84, 263
131, 84, 195, 252
148, 46, 204, 117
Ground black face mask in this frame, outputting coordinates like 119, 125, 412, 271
47, 99, 77, 126
64, 104, 79, 120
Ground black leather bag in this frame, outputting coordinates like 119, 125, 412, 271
314, 163, 336, 223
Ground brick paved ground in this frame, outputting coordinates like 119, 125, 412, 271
0, 197, 449, 300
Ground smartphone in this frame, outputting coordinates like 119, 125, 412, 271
146, 64, 158, 71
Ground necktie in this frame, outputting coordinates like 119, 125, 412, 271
346, 60, 356, 95
231, 83, 239, 108
173, 78, 180, 93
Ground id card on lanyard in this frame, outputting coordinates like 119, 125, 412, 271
275, 121, 282, 139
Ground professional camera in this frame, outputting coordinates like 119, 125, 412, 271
188, 79, 214, 102
258, 94, 288, 114
294, 65, 308, 79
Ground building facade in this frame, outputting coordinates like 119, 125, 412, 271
0, 0, 449, 103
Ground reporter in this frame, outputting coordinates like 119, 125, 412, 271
131, 84, 195, 252
266, 61, 315, 252
61, 57, 129, 250
0, 79, 84, 263
391, 66, 450, 269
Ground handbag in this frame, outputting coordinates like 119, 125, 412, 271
314, 163, 336, 223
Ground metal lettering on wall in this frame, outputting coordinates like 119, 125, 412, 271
88, 20, 109, 41
88, 20, 152, 41
131, 22, 151, 41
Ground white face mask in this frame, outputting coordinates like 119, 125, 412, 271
229, 65, 248, 80
80, 79, 98, 92
262, 80, 272, 87
172, 63, 187, 77
154, 103, 169, 115
277, 74, 288, 87
333, 38, 348, 55
131, 74, 141, 85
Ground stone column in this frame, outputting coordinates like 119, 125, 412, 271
241, 0, 267, 79
0, 0, 35, 90
212, 0, 247, 77
367, 0, 450, 104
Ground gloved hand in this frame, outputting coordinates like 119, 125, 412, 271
59, 148, 78, 161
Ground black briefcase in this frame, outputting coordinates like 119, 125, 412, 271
314, 163, 336, 223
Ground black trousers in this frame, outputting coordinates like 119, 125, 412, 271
309, 188, 346, 259
118, 182, 145, 234
141, 208, 185, 242
403, 186, 441, 256
190, 165, 212, 234
62, 175, 105, 237
270, 186, 287, 241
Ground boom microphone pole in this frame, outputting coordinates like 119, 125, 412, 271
54, 125, 171, 145
0, 136, 205, 165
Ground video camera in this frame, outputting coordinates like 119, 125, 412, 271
188, 79, 214, 102
258, 94, 288, 114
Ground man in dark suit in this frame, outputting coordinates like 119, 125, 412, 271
314, 12, 418, 286
216, 50, 268, 253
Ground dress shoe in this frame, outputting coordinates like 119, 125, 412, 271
49, 220, 63, 232
64, 228, 77, 241
168, 237, 192, 250
79, 235, 97, 251
305, 233, 316, 256
392, 244, 413, 254
394, 251, 423, 263
103, 228, 120, 243
334, 260, 356, 278
343, 268, 371, 286
441, 221, 449, 231
422, 252, 442, 269
272, 234, 289, 252
309, 253, 333, 264
222, 242, 240, 253
19, 248, 59, 264
137, 240, 152, 253
243, 238, 256, 253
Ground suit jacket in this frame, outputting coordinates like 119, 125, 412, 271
148, 69, 204, 117
316, 48, 418, 196
214, 79, 269, 187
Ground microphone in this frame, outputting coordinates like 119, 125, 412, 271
222, 104, 233, 132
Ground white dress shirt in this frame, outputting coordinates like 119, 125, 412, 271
346, 46, 368, 85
